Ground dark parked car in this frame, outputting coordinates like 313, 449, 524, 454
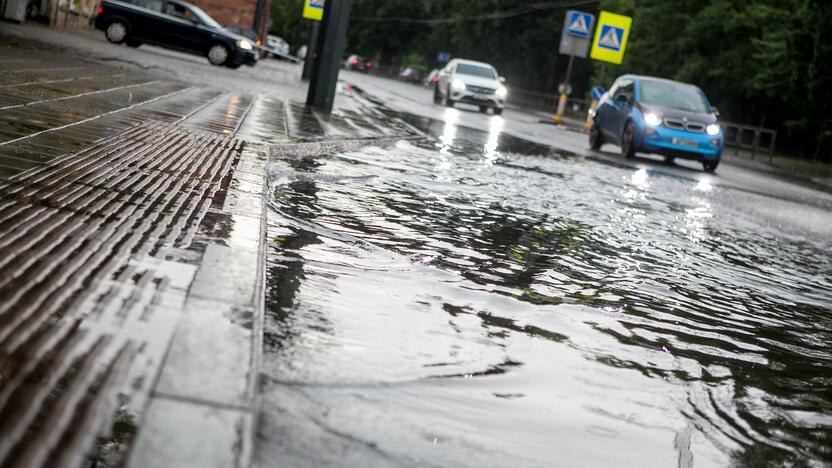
344, 54, 372, 72
399, 67, 426, 84
223, 25, 259, 43
94, 0, 258, 69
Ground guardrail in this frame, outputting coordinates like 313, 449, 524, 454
507, 89, 589, 120
721, 122, 777, 159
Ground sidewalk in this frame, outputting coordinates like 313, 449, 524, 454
720, 148, 832, 189
0, 25, 417, 468
505, 103, 589, 133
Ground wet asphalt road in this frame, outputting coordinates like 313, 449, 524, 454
258, 76, 832, 466
340, 71, 832, 211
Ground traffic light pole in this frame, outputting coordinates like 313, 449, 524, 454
306, 0, 353, 112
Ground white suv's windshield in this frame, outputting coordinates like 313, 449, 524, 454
639, 80, 711, 114
456, 63, 497, 79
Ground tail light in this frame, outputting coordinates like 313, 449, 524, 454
365, 60, 372, 68
350, 57, 358, 64
97, 6, 103, 14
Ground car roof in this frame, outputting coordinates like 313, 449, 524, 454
168, 0, 195, 7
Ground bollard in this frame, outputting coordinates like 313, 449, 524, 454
554, 94, 568, 124
585, 99, 598, 129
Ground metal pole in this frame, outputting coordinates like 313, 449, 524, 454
565, 53, 575, 87
253, 0, 267, 40
814, 120, 827, 162
301, 21, 319, 81
306, 0, 353, 112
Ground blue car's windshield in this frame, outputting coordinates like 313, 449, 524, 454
639, 80, 711, 114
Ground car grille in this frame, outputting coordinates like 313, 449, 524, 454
664, 118, 706, 133
467, 85, 496, 95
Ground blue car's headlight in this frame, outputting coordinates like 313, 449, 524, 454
644, 112, 662, 126
706, 124, 720, 136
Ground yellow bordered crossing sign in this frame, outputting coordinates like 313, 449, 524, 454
303, 0, 325, 21
590, 11, 632, 65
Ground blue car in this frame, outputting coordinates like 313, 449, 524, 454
589, 75, 723, 172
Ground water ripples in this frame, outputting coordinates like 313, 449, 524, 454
258, 120, 832, 466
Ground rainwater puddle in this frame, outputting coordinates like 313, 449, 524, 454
258, 114, 832, 467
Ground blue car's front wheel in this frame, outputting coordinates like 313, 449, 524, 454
703, 159, 719, 172
621, 121, 636, 158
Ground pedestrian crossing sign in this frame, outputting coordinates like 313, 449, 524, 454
597, 25, 623, 51
590, 11, 632, 64
566, 11, 592, 37
303, 0, 324, 21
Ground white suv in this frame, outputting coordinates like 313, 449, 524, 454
433, 59, 507, 115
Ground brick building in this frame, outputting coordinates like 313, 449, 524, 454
191, 0, 271, 40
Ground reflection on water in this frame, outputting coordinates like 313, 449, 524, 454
257, 116, 832, 467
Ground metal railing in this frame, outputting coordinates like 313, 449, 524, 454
721, 122, 777, 159
506, 88, 589, 120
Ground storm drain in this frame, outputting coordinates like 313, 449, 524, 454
0, 122, 244, 468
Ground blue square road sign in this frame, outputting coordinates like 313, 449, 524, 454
566, 11, 592, 37
597, 25, 624, 51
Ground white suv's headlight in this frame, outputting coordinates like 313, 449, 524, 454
451, 79, 466, 91
237, 39, 253, 50
495, 86, 507, 98
644, 112, 662, 126
706, 124, 720, 135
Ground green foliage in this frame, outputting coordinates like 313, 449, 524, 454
401, 51, 428, 69
346, 0, 594, 95
269, 0, 304, 50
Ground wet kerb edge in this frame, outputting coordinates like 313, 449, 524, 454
125, 143, 268, 468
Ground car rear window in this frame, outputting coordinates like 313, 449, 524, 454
456, 64, 497, 79
639, 80, 711, 114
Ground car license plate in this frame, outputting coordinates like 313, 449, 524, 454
672, 137, 698, 148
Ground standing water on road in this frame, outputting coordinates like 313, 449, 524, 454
257, 111, 832, 467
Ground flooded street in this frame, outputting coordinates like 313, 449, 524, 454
259, 113, 832, 467
3, 15, 832, 468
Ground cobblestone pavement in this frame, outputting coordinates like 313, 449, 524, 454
0, 30, 417, 468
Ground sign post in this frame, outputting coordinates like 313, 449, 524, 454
554, 10, 595, 124
301, 0, 324, 81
